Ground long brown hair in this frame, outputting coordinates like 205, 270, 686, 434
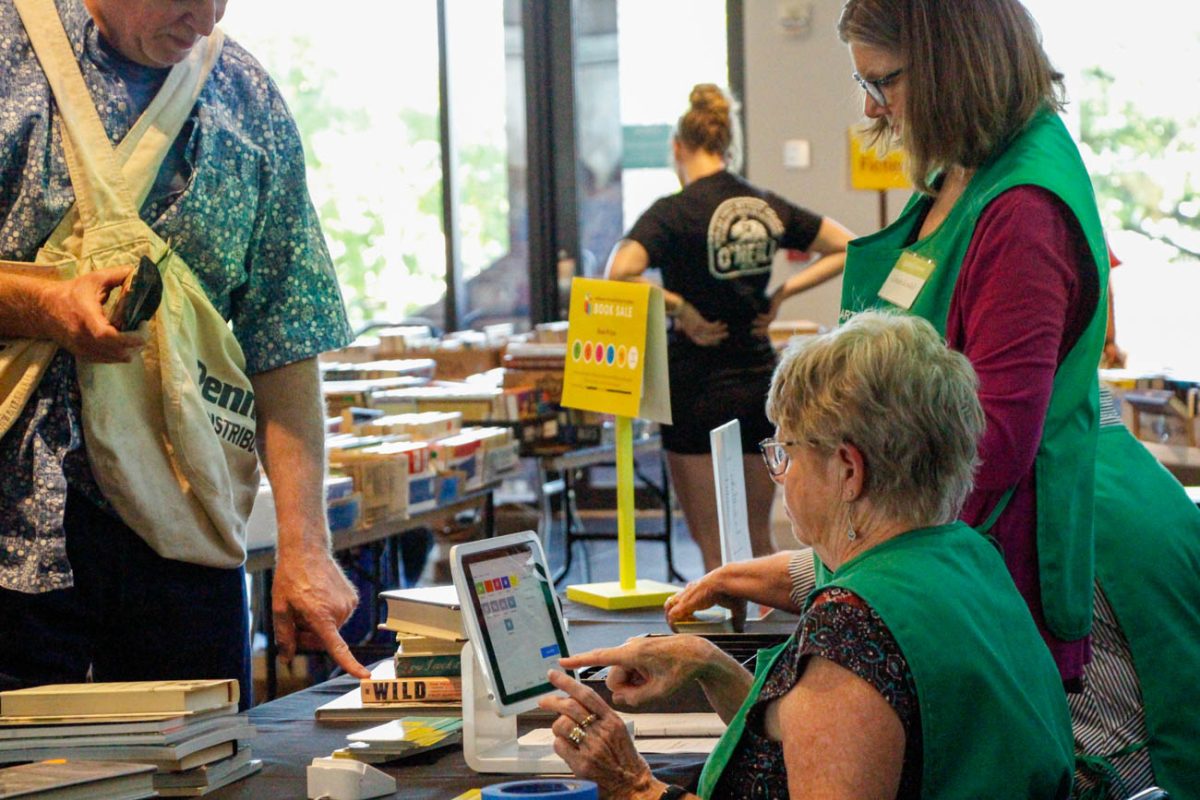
675, 83, 744, 173
838, 0, 1064, 194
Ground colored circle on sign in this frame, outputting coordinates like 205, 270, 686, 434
616, 345, 627, 367
572, 340, 583, 361
606, 345, 615, 364
594, 342, 605, 362
628, 346, 639, 368
583, 341, 593, 362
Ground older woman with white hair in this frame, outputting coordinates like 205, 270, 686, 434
540, 310, 1074, 799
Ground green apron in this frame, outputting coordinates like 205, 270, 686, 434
837, 111, 1110, 641
695, 636, 791, 798
699, 523, 1075, 799
1085, 420, 1200, 798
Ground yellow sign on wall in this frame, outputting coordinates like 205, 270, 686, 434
561, 278, 671, 424
849, 127, 911, 191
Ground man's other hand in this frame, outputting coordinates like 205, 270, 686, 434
41, 267, 146, 362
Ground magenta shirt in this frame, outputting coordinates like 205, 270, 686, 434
946, 185, 1099, 684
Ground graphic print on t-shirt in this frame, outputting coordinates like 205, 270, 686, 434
707, 197, 785, 279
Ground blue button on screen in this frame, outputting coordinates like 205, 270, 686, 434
540, 643, 560, 658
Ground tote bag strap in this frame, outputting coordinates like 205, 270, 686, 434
15, 0, 224, 243
14, 0, 138, 228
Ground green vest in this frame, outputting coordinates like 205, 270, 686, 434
838, 111, 1110, 641
1090, 421, 1200, 799
699, 523, 1075, 799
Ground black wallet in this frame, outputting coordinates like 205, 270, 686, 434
110, 253, 164, 332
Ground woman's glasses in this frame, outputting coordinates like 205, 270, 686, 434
757, 438, 802, 478
852, 67, 904, 107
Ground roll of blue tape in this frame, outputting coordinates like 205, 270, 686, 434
481, 779, 598, 800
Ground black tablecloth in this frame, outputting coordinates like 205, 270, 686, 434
212, 610, 799, 798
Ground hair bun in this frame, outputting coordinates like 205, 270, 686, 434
689, 83, 730, 118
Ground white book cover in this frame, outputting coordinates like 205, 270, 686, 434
711, 420, 753, 565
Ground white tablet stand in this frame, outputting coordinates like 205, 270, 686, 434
461, 641, 569, 774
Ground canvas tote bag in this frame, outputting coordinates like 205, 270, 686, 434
4, 0, 259, 567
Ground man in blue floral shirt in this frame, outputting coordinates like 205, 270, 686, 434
0, 0, 371, 701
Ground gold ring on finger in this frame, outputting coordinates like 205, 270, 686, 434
568, 725, 587, 745
579, 713, 598, 729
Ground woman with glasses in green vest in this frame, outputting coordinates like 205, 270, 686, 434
667, 0, 1109, 690
538, 311, 1074, 799
834, 0, 1110, 689
666, 386, 1200, 799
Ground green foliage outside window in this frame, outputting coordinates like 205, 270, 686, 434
266, 37, 509, 331
1079, 66, 1199, 263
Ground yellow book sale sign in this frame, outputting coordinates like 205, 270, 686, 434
561, 278, 671, 425
849, 127, 911, 191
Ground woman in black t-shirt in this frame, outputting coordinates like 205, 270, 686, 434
606, 84, 854, 572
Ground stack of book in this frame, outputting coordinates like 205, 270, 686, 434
333, 717, 464, 764
0, 680, 260, 797
315, 586, 470, 723
369, 587, 466, 710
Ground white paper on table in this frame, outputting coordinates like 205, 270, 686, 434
634, 737, 719, 754
517, 728, 719, 754
615, 712, 726, 737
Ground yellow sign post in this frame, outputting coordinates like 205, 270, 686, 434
849, 127, 911, 228
560, 277, 676, 609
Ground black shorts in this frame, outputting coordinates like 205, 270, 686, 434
662, 349, 776, 455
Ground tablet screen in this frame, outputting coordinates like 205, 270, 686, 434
461, 541, 570, 706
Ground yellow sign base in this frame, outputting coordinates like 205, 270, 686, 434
566, 579, 679, 611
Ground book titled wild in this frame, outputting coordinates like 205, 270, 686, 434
360, 677, 462, 705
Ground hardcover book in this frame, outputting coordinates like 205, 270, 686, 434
379, 586, 464, 640
0, 704, 236, 738
314, 662, 460, 722
0, 681, 238, 721
393, 632, 465, 656
152, 748, 263, 796
392, 652, 461, 678
360, 677, 462, 705
0, 759, 155, 800
0, 712, 243, 750
0, 721, 255, 768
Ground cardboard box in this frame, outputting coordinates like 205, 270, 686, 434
360, 411, 463, 440
406, 346, 503, 380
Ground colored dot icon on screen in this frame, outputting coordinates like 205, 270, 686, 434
605, 345, 615, 364
583, 341, 593, 362
572, 340, 583, 361
475, 582, 485, 595
594, 342, 605, 362
616, 345, 627, 367
510, 575, 519, 586
504, 618, 514, 631
628, 346, 639, 368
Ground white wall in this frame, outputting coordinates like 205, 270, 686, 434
741, 0, 909, 328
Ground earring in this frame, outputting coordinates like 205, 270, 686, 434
847, 521, 858, 541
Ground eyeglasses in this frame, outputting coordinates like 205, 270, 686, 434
852, 67, 904, 107
758, 438, 803, 478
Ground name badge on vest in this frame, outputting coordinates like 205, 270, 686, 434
878, 252, 936, 310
